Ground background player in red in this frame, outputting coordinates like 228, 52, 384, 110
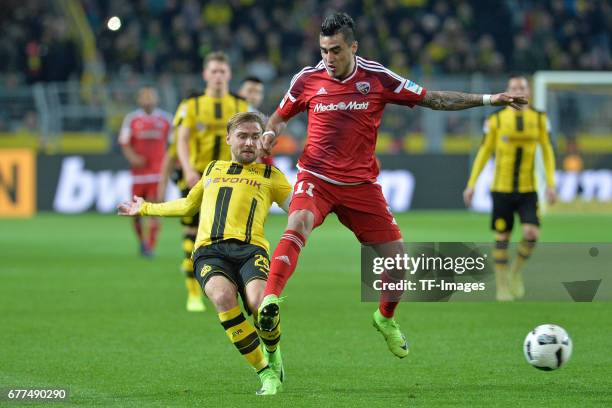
256, 12, 528, 358
119, 87, 172, 257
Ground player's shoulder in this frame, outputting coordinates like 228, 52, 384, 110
153, 108, 173, 121
228, 92, 249, 109
355, 55, 386, 69
528, 107, 547, 116
268, 164, 289, 181
124, 108, 144, 121
229, 92, 247, 102
180, 95, 199, 111
246, 163, 281, 179
355, 56, 396, 75
290, 61, 326, 82
203, 159, 227, 175
355, 56, 407, 84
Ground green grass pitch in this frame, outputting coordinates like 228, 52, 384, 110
1, 211, 611, 407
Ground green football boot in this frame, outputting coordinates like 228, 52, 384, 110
256, 367, 282, 395
257, 294, 282, 332
372, 309, 409, 358
264, 346, 285, 383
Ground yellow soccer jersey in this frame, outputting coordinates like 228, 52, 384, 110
467, 107, 556, 193
179, 93, 249, 172
140, 161, 292, 253
166, 99, 191, 160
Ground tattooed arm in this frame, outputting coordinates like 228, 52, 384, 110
417, 91, 528, 111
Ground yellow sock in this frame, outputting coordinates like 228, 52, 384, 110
493, 240, 511, 297
512, 238, 536, 275
219, 306, 267, 371
493, 240, 509, 271
256, 320, 281, 353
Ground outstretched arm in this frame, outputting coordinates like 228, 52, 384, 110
117, 180, 203, 217
417, 91, 528, 111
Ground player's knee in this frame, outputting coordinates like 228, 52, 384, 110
287, 210, 314, 238
246, 297, 261, 316
523, 227, 539, 241
207, 285, 238, 311
245, 280, 266, 313
495, 233, 510, 242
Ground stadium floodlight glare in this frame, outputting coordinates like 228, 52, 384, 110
107, 16, 122, 31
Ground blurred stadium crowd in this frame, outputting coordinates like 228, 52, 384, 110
0, 0, 610, 86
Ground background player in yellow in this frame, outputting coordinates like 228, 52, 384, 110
463, 75, 557, 301
174, 52, 249, 312
119, 112, 292, 395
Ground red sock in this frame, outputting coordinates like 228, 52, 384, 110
133, 217, 144, 244
264, 230, 305, 297
378, 270, 404, 318
148, 218, 160, 250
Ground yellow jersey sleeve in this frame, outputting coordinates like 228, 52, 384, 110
538, 113, 556, 188
271, 167, 293, 210
167, 100, 190, 159
140, 176, 203, 216
467, 115, 497, 188
180, 98, 197, 130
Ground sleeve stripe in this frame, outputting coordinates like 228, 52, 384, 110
287, 63, 325, 93
357, 62, 421, 95
356, 62, 406, 84
394, 79, 407, 93
356, 57, 405, 83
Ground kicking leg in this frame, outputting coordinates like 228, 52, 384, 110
258, 209, 314, 331
246, 279, 283, 383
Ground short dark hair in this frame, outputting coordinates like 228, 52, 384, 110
321, 12, 355, 43
226, 112, 265, 135
241, 76, 263, 85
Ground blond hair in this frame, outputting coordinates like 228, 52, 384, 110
226, 112, 265, 134
204, 51, 230, 69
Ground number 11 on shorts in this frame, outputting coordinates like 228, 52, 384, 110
295, 181, 315, 197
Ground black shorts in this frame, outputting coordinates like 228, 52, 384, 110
180, 187, 199, 228
193, 240, 270, 308
491, 192, 540, 233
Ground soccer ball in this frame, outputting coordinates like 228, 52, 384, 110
523, 324, 572, 371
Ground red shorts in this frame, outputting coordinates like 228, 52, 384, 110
132, 182, 159, 201
289, 171, 402, 244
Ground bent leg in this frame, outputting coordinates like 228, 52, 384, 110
206, 275, 267, 372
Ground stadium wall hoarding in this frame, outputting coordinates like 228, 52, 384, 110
33, 153, 612, 214
0, 149, 36, 217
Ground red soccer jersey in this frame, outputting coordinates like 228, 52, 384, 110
277, 56, 426, 184
119, 108, 172, 183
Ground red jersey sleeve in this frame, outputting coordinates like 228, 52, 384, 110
118, 112, 134, 146
378, 68, 427, 107
276, 68, 311, 120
